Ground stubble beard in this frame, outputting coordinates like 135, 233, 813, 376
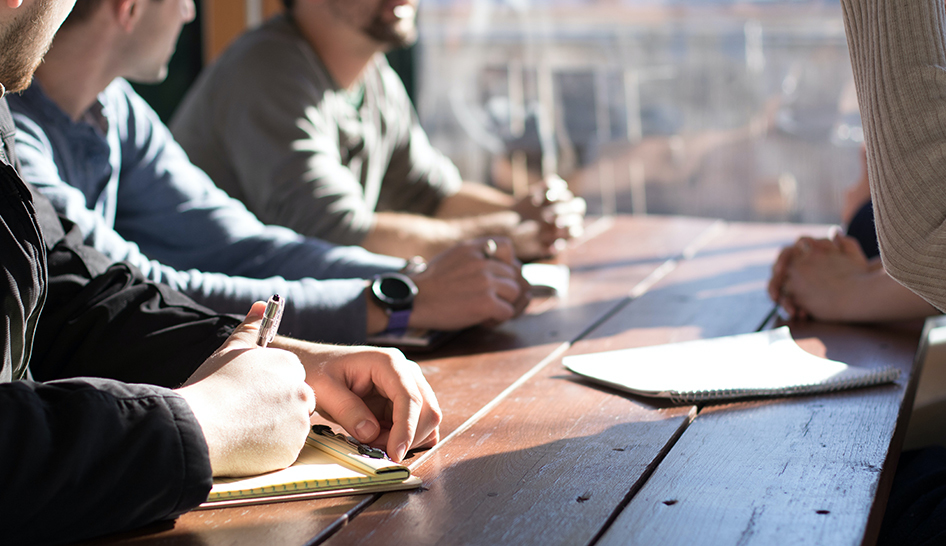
0, 0, 57, 94
365, 16, 417, 50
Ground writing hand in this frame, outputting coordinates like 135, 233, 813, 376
177, 302, 315, 477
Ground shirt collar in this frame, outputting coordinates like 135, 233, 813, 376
15, 80, 110, 137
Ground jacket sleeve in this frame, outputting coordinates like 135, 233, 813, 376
841, 0, 946, 310
0, 378, 213, 546
0, 177, 214, 545
27, 194, 242, 386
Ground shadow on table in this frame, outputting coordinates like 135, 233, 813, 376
568, 238, 796, 275
337, 419, 690, 546
574, 262, 775, 344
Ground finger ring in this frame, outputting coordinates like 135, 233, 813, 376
483, 238, 497, 260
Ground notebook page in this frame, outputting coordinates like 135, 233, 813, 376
564, 327, 899, 400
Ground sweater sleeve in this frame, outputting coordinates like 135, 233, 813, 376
841, 0, 946, 310
0, 378, 212, 546
11, 85, 402, 344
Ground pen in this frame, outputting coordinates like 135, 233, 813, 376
257, 294, 284, 347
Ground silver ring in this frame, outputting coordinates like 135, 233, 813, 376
483, 238, 498, 260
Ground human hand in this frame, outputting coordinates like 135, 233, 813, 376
177, 302, 315, 477
512, 175, 586, 260
770, 234, 872, 321
274, 342, 442, 463
768, 243, 798, 306
409, 237, 531, 331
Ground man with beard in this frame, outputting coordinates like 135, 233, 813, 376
0, 1, 441, 543
171, 0, 586, 262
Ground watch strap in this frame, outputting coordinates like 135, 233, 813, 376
385, 308, 412, 335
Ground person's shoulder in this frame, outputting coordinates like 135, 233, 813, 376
8, 82, 58, 125
9, 84, 73, 151
103, 78, 138, 100
212, 14, 313, 78
368, 54, 412, 113
102, 79, 160, 119
371, 55, 403, 88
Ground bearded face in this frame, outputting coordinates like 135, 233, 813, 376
327, 0, 419, 50
0, 0, 76, 93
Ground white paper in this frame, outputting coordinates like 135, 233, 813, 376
563, 327, 899, 400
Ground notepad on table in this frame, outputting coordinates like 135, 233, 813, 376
563, 327, 900, 404
200, 426, 421, 509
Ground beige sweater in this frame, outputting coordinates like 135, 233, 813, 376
842, 0, 946, 311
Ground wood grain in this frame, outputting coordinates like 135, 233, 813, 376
77, 216, 715, 546
325, 222, 827, 545
323, 345, 694, 546
76, 219, 921, 546
595, 322, 922, 544
414, 216, 718, 438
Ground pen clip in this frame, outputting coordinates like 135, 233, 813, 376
257, 294, 284, 347
311, 424, 389, 460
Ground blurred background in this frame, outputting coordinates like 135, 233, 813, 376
150, 0, 860, 226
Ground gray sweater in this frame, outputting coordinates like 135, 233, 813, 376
171, 14, 462, 247
842, 0, 946, 311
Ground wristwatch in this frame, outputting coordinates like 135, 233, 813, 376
371, 272, 418, 334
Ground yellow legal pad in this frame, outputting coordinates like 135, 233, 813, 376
200, 426, 422, 509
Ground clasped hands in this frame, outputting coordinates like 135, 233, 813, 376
767, 231, 876, 322
512, 175, 587, 261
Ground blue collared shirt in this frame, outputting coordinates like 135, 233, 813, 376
9, 79, 404, 344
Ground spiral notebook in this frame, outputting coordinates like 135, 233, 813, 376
200, 426, 421, 509
563, 327, 900, 404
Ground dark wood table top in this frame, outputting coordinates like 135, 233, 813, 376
83, 216, 923, 546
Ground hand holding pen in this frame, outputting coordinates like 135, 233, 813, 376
238, 293, 441, 463
177, 298, 314, 476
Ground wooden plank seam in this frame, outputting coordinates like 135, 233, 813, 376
409, 219, 729, 472
317, 218, 730, 544
588, 406, 699, 546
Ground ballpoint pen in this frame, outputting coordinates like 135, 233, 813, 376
257, 294, 284, 347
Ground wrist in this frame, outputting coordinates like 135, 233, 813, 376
365, 286, 389, 335
369, 273, 417, 334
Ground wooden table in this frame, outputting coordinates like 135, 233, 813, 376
83, 216, 924, 546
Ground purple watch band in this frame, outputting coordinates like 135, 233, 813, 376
386, 308, 412, 334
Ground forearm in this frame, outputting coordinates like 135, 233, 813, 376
841, 268, 938, 323
169, 273, 374, 345
434, 182, 517, 218
841, 0, 946, 311
361, 211, 519, 260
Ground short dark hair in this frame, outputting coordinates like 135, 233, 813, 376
282, 0, 294, 11
64, 0, 166, 28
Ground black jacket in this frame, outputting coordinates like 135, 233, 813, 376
0, 97, 241, 545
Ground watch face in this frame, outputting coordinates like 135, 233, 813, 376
373, 273, 417, 310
